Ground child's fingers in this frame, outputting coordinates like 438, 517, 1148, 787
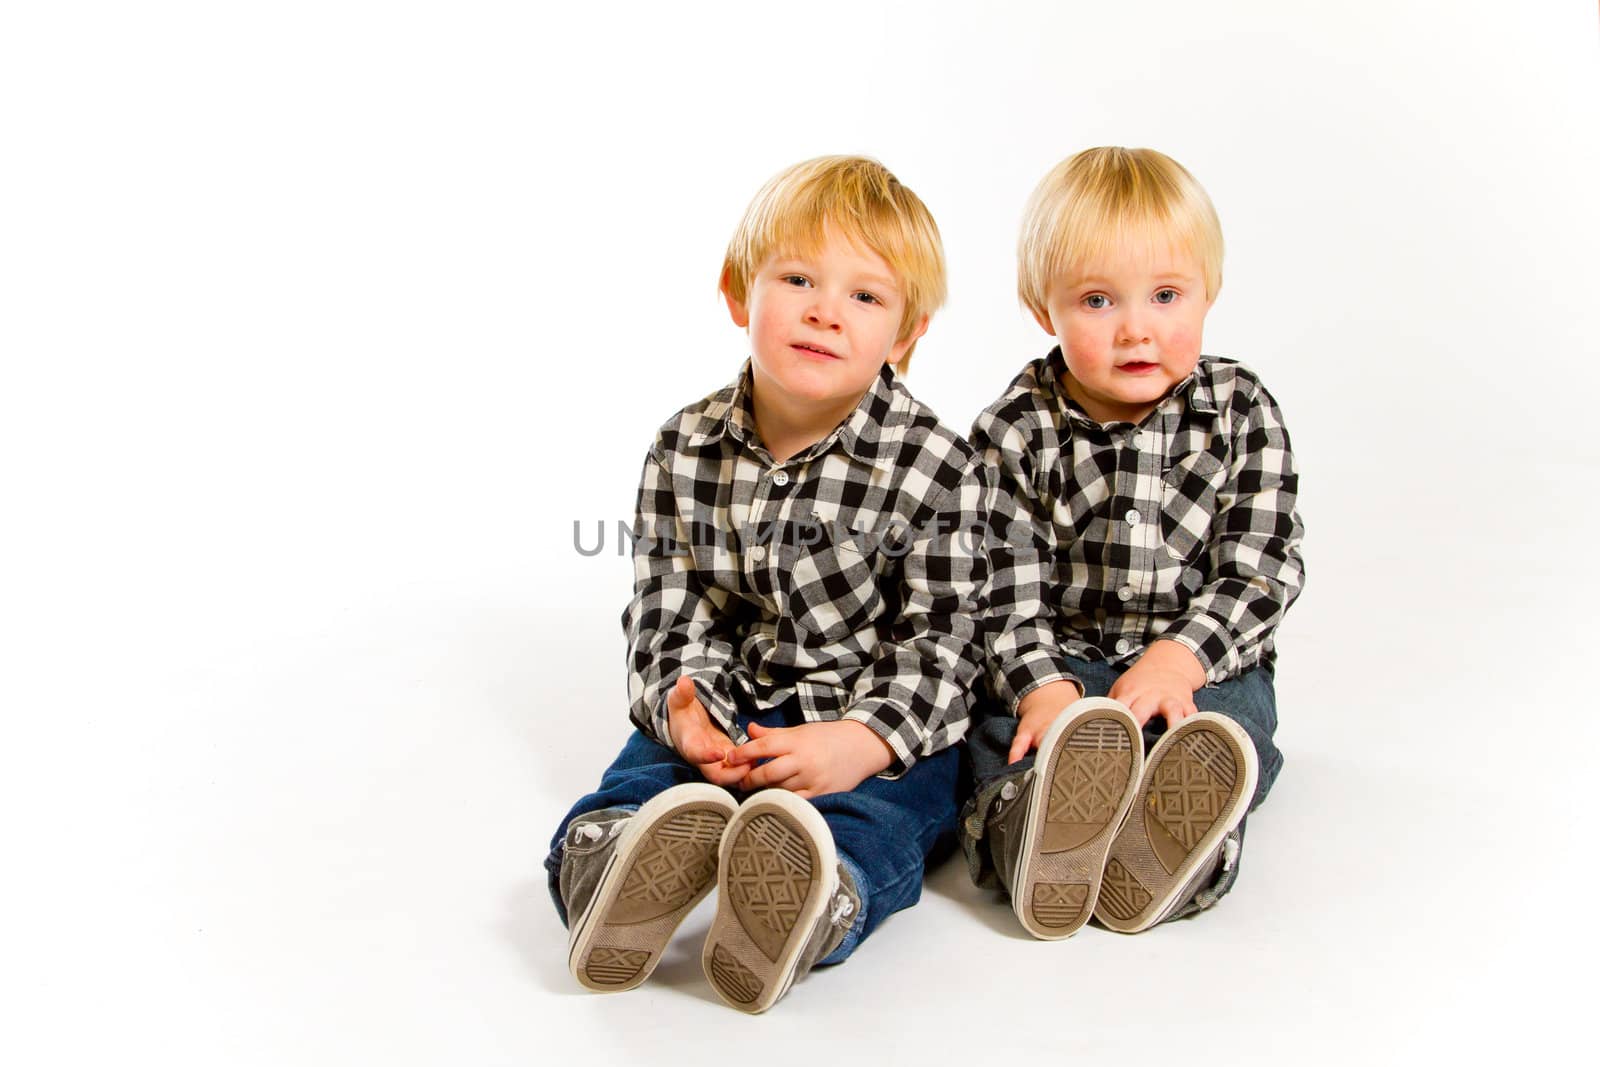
698, 759, 746, 787
738, 755, 800, 791
724, 731, 790, 765
1006, 729, 1034, 765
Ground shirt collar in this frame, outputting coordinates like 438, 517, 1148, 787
1042, 346, 1218, 433
685, 359, 902, 466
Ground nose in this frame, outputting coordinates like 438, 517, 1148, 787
1115, 305, 1150, 346
804, 289, 845, 331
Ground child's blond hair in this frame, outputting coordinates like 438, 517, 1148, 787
1018, 147, 1223, 321
722, 155, 946, 370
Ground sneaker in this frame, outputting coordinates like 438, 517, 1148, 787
1001, 697, 1144, 939
566, 783, 738, 993
1094, 712, 1258, 933
702, 789, 859, 1014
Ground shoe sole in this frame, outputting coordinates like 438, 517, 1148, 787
567, 783, 737, 993
1012, 698, 1143, 939
1094, 713, 1257, 933
702, 790, 836, 1014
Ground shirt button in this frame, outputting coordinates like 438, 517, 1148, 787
1131, 431, 1146, 449
1118, 586, 1133, 602
772, 470, 789, 486
749, 545, 766, 563
1115, 639, 1131, 654
1124, 508, 1141, 527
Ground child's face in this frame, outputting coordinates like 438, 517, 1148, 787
1035, 244, 1212, 426
725, 228, 926, 443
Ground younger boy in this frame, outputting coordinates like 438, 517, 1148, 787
545, 156, 986, 1012
963, 147, 1305, 938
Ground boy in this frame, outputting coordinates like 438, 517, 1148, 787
544, 156, 987, 1012
962, 147, 1304, 939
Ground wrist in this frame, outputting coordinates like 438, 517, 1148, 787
837, 720, 895, 778
1140, 640, 1206, 690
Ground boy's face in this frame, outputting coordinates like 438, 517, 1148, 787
1035, 244, 1212, 426
724, 228, 926, 445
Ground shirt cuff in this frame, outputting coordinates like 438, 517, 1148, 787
1152, 619, 1235, 684
995, 649, 1083, 714
651, 672, 740, 750
840, 703, 916, 779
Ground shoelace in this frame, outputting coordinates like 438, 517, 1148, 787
574, 821, 624, 844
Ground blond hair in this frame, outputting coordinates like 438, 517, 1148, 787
1018, 147, 1223, 321
722, 155, 946, 369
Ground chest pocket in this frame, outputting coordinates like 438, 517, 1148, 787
1155, 449, 1228, 607
777, 526, 886, 646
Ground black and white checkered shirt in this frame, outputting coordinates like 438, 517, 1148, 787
622, 360, 988, 774
974, 349, 1305, 711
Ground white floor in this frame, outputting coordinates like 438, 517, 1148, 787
7, 527, 1592, 1065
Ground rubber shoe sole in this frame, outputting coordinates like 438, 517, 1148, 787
1094, 712, 1257, 933
702, 790, 835, 1014
567, 783, 738, 993
1012, 698, 1143, 939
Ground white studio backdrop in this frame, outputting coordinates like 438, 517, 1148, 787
3, 2, 1597, 1065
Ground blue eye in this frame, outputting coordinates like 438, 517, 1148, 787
1083, 293, 1110, 310
1154, 288, 1179, 304
852, 291, 881, 305
781, 274, 811, 287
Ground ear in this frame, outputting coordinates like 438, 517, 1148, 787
719, 268, 749, 329
1029, 303, 1056, 337
888, 313, 930, 364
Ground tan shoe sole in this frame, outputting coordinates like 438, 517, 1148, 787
703, 790, 836, 1014
1013, 698, 1143, 939
1094, 713, 1257, 933
567, 784, 737, 992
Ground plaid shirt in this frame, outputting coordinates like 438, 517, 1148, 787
975, 349, 1305, 711
621, 360, 988, 775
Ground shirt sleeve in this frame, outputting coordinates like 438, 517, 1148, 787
620, 448, 741, 745
1155, 381, 1306, 683
972, 412, 1083, 714
841, 456, 990, 775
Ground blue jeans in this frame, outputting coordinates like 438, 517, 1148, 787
960, 655, 1281, 909
546, 701, 961, 966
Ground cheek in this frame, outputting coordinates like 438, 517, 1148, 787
1061, 319, 1110, 364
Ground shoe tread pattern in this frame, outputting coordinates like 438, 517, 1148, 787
707, 943, 763, 1005
1146, 731, 1238, 869
1096, 858, 1152, 921
581, 947, 651, 986
727, 813, 816, 962
1042, 717, 1135, 852
1029, 882, 1091, 929
611, 807, 728, 924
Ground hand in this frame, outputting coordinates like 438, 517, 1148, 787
665, 676, 745, 788
723, 720, 895, 799
1008, 679, 1084, 764
1108, 640, 1205, 729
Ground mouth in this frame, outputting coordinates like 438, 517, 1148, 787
1116, 361, 1159, 375
791, 342, 841, 360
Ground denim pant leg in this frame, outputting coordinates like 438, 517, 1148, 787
543, 728, 713, 927
809, 744, 962, 967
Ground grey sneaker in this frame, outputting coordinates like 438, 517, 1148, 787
565, 783, 738, 993
1094, 712, 1258, 933
999, 697, 1144, 939
702, 789, 859, 1014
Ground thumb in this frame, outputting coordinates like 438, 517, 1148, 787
746, 721, 771, 736
667, 676, 697, 712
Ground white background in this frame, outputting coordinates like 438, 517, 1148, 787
4, 2, 1598, 1064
